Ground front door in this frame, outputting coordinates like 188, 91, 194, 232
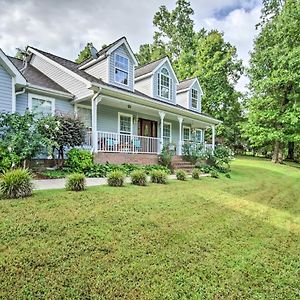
138, 119, 157, 137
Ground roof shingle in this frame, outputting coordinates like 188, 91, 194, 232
177, 78, 197, 92
135, 57, 166, 78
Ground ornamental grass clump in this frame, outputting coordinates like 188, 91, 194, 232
0, 169, 33, 199
130, 170, 147, 186
65, 173, 86, 191
107, 170, 125, 187
150, 170, 168, 184
176, 170, 187, 181
192, 168, 201, 180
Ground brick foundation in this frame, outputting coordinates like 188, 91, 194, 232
94, 152, 159, 165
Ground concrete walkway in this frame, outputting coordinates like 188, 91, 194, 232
33, 174, 209, 190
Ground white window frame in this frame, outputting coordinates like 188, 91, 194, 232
195, 129, 202, 142
28, 93, 55, 116
158, 67, 172, 101
114, 53, 129, 86
163, 122, 172, 143
183, 126, 191, 141
191, 88, 199, 110
118, 112, 133, 135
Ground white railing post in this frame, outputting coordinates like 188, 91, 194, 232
177, 116, 183, 156
159, 111, 166, 154
91, 95, 102, 152
212, 125, 215, 150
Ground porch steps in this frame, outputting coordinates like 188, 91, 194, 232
172, 156, 195, 173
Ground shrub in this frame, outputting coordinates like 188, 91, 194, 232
143, 164, 171, 175
0, 169, 33, 199
66, 149, 93, 173
130, 170, 147, 186
225, 173, 231, 179
176, 170, 187, 181
210, 169, 219, 179
150, 170, 168, 184
107, 170, 125, 187
41, 169, 69, 179
192, 168, 201, 180
158, 146, 174, 170
65, 173, 86, 191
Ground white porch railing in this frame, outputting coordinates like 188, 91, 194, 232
95, 131, 160, 154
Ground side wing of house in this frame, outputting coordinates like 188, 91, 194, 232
0, 64, 13, 113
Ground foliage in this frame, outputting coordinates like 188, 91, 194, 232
75, 42, 93, 64
158, 146, 174, 170
176, 170, 187, 181
107, 170, 125, 187
182, 142, 205, 163
150, 170, 168, 184
192, 168, 201, 180
0, 168, 33, 199
225, 173, 231, 179
143, 164, 171, 175
130, 170, 148, 186
38, 114, 85, 163
0, 111, 45, 169
65, 149, 93, 173
242, 0, 300, 163
40, 169, 69, 179
65, 173, 86, 192
210, 169, 219, 179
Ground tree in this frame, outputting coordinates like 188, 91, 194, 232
243, 0, 300, 163
75, 42, 93, 64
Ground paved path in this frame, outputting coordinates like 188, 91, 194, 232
33, 174, 209, 190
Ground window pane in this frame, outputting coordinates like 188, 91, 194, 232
163, 123, 171, 138
120, 115, 131, 134
192, 98, 198, 109
195, 130, 202, 142
115, 55, 128, 71
191, 89, 198, 109
160, 74, 170, 99
32, 98, 52, 116
183, 128, 190, 140
115, 69, 128, 85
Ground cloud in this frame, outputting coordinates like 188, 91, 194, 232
0, 0, 261, 91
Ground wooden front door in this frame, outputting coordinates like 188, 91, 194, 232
138, 119, 157, 137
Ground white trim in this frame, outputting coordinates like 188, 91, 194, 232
118, 112, 133, 135
77, 103, 92, 110
158, 67, 172, 101
26, 84, 73, 99
114, 53, 129, 87
191, 88, 199, 110
163, 121, 172, 143
195, 129, 202, 142
28, 93, 55, 115
28, 47, 92, 87
151, 57, 179, 84
12, 77, 16, 113
183, 125, 191, 141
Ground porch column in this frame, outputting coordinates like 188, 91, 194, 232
177, 116, 183, 155
159, 111, 166, 154
91, 94, 102, 153
211, 125, 215, 150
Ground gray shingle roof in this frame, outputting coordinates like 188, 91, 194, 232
135, 57, 166, 78
8, 56, 71, 94
177, 78, 196, 92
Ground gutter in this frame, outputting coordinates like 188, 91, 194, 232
26, 84, 74, 99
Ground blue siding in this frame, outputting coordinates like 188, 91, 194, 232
55, 98, 74, 115
189, 81, 202, 112
152, 61, 177, 104
16, 93, 29, 114
108, 45, 134, 92
0, 65, 13, 113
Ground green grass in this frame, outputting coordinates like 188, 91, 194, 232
0, 158, 299, 299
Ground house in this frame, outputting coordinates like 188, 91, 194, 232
0, 37, 221, 164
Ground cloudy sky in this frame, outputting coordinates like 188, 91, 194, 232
0, 0, 262, 90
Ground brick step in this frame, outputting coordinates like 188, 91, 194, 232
172, 161, 194, 166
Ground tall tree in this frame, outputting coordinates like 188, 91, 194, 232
243, 0, 300, 163
75, 42, 93, 64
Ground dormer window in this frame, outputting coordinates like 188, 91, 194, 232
191, 89, 198, 109
115, 54, 129, 85
158, 67, 172, 100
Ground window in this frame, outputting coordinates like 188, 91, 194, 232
191, 89, 198, 109
118, 113, 132, 135
195, 129, 202, 142
163, 122, 172, 144
183, 126, 191, 141
29, 94, 54, 117
158, 67, 172, 100
115, 54, 129, 85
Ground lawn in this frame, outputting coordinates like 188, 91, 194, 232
0, 157, 299, 299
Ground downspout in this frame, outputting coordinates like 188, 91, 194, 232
15, 87, 26, 96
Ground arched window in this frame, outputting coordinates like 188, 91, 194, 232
158, 67, 172, 100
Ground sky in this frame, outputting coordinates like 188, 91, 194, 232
0, 0, 262, 91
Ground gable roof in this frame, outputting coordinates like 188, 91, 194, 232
177, 77, 204, 95
8, 57, 71, 94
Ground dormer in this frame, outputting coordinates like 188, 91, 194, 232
79, 37, 138, 92
176, 77, 203, 112
135, 57, 179, 103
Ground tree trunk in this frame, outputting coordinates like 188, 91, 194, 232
287, 141, 295, 160
272, 141, 283, 163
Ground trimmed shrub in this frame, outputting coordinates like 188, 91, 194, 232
130, 170, 147, 186
66, 173, 86, 191
0, 169, 33, 199
150, 170, 168, 184
66, 149, 93, 173
192, 168, 201, 180
176, 170, 187, 181
210, 170, 219, 179
107, 170, 125, 187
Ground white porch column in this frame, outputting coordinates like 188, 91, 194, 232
159, 111, 166, 154
91, 94, 102, 153
177, 116, 183, 155
211, 125, 215, 150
